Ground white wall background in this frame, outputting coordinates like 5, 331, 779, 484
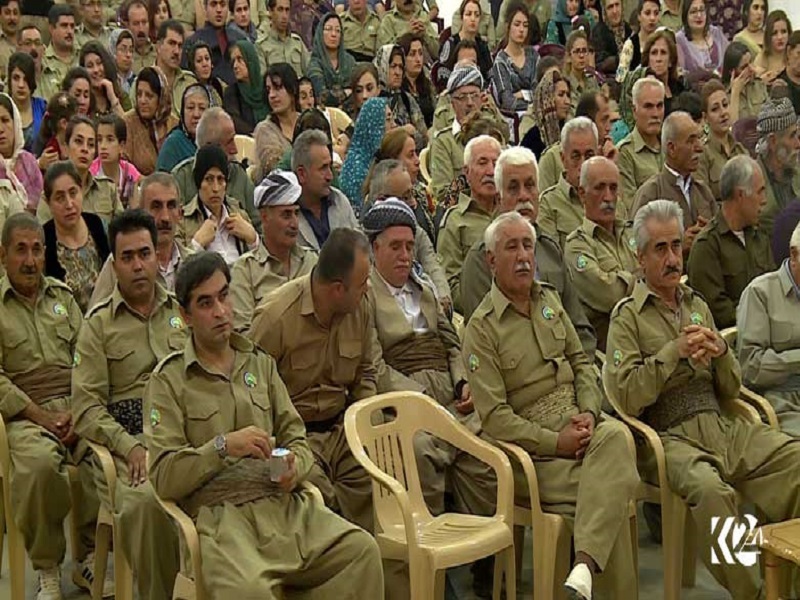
770, 0, 800, 31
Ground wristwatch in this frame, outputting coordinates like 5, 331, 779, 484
213, 434, 227, 458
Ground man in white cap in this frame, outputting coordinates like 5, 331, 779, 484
230, 170, 318, 332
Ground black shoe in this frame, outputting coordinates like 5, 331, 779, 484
642, 502, 663, 544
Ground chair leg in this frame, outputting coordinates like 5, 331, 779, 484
0, 479, 5, 578
409, 559, 435, 600
662, 495, 686, 600
513, 525, 525, 581
498, 545, 516, 600
433, 569, 445, 600
91, 520, 111, 600
3, 476, 24, 600
682, 510, 697, 588
113, 523, 134, 600
533, 518, 567, 600
629, 502, 639, 590
67, 467, 85, 563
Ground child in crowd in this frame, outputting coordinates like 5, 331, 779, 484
90, 113, 141, 209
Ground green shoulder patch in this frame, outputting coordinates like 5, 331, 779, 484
468, 353, 480, 373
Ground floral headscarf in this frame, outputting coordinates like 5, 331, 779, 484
136, 66, 172, 125
340, 97, 389, 212
374, 44, 405, 90
0, 93, 30, 200
529, 70, 565, 148
233, 39, 269, 123
180, 84, 211, 139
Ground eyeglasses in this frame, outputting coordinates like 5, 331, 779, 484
571, 47, 589, 55
452, 91, 481, 103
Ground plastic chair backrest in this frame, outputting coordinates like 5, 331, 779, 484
419, 147, 432, 183
234, 135, 256, 166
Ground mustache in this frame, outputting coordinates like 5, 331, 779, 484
599, 201, 615, 212
663, 265, 681, 276
481, 176, 495, 185
515, 261, 532, 273
19, 266, 38, 275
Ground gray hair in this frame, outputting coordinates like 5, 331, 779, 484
560, 116, 598, 149
463, 134, 502, 168
579, 156, 617, 189
632, 77, 665, 107
633, 199, 684, 254
720, 155, 758, 201
484, 211, 537, 254
495, 146, 538, 195
2, 212, 43, 249
139, 172, 180, 203
790, 222, 800, 252
195, 107, 233, 147
661, 111, 692, 150
291, 129, 330, 171
368, 159, 406, 199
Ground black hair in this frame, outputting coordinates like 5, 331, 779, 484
157, 18, 184, 42
0, 93, 13, 121
0, 0, 20, 9
266, 62, 299, 111
44, 161, 81, 201
48, 4, 74, 26
314, 228, 370, 284
294, 107, 332, 142
672, 91, 703, 122
536, 56, 562, 83
175, 251, 231, 308
450, 38, 479, 70
80, 41, 124, 105
61, 66, 97, 116
108, 209, 158, 258
397, 33, 434, 100
721, 41, 752, 86
37, 92, 78, 150
742, 0, 768, 26
97, 113, 128, 144
575, 90, 604, 120
65, 115, 95, 144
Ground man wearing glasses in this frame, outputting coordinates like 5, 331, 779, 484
15, 24, 42, 85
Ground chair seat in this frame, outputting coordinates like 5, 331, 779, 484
377, 513, 512, 567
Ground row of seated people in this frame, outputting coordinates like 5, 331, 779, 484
5, 136, 800, 599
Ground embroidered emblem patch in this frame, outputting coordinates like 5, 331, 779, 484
575, 254, 588, 272
72, 352, 81, 367
468, 354, 479, 372
150, 408, 161, 428
244, 372, 257, 388
613, 349, 622, 366
690, 312, 703, 326
53, 302, 67, 316
628, 237, 637, 250
542, 306, 555, 320
169, 316, 184, 329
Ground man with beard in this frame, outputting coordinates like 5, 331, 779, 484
90, 173, 193, 305
38, 4, 77, 102
688, 155, 775, 329
230, 170, 317, 332
538, 117, 599, 250
154, 20, 197, 120
17, 24, 43, 83
464, 211, 639, 600
437, 134, 501, 312
755, 97, 800, 237
617, 77, 665, 219
127, 0, 155, 72
0, 0, 20, 81
633, 111, 718, 255
565, 156, 638, 352
183, 0, 247, 86
72, 210, 183, 600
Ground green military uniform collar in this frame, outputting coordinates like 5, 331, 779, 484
631, 279, 691, 313
779, 260, 800, 298
388, 6, 425, 20
456, 192, 495, 217
110, 281, 172, 317
706, 131, 745, 159
556, 175, 581, 203
343, 8, 376, 22
253, 239, 305, 266
299, 273, 316, 317
0, 274, 65, 303
632, 127, 660, 155
183, 330, 254, 375
489, 279, 544, 318
579, 217, 629, 242
135, 42, 155, 58
44, 43, 77, 65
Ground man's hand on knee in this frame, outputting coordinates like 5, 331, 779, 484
127, 445, 148, 487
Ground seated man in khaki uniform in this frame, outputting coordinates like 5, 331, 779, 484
606, 199, 800, 599
91, 173, 193, 306
737, 221, 800, 436
460, 146, 597, 360
145, 251, 384, 599
538, 116, 599, 250
249, 228, 378, 532
257, 0, 309, 77
632, 111, 718, 255
72, 210, 183, 600
463, 211, 639, 600
38, 5, 78, 104
616, 77, 664, 219
565, 156, 637, 351
376, 0, 439, 57
0, 213, 110, 599
437, 134, 501, 312
688, 155, 775, 329
230, 170, 317, 332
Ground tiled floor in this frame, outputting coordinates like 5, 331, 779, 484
0, 505, 737, 599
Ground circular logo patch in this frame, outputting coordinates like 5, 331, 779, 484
690, 312, 703, 326
169, 316, 184, 329
53, 303, 67, 316
575, 254, 588, 272
150, 408, 161, 428
542, 306, 555, 320
73, 352, 81, 367
468, 354, 480, 373
613, 349, 622, 366
244, 372, 257, 388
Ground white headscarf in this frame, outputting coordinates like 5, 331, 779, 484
0, 93, 31, 203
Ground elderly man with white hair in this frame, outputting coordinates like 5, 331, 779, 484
632, 110, 717, 254
565, 156, 638, 351
437, 133, 502, 312
538, 116, 599, 249
460, 145, 597, 359
607, 199, 800, 599
737, 221, 800, 436
687, 155, 775, 329
464, 211, 638, 600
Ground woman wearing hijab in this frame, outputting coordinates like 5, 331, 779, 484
520, 70, 572, 158
224, 39, 268, 134
157, 84, 211, 172
307, 13, 356, 109
0, 92, 40, 213
187, 40, 224, 107
340, 96, 392, 213
179, 144, 258, 264
374, 44, 428, 151
108, 29, 136, 95
546, 0, 595, 45
123, 66, 178, 175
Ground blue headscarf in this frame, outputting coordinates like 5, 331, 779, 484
340, 97, 389, 212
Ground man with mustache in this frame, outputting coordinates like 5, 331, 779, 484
144, 251, 384, 599
688, 155, 775, 329
183, 0, 247, 86
617, 77, 665, 219
754, 97, 800, 237
258, 0, 309, 78
463, 210, 639, 600
0, 213, 114, 599
459, 146, 596, 360
437, 133, 501, 313
90, 173, 193, 306
72, 209, 183, 600
154, 19, 198, 121
127, 0, 156, 72
538, 116, 599, 250
0, 0, 20, 81
16, 24, 43, 81
229, 170, 317, 332
633, 110, 718, 255
565, 156, 638, 352
75, 0, 111, 48
38, 4, 78, 103
606, 199, 800, 599
376, 0, 439, 57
